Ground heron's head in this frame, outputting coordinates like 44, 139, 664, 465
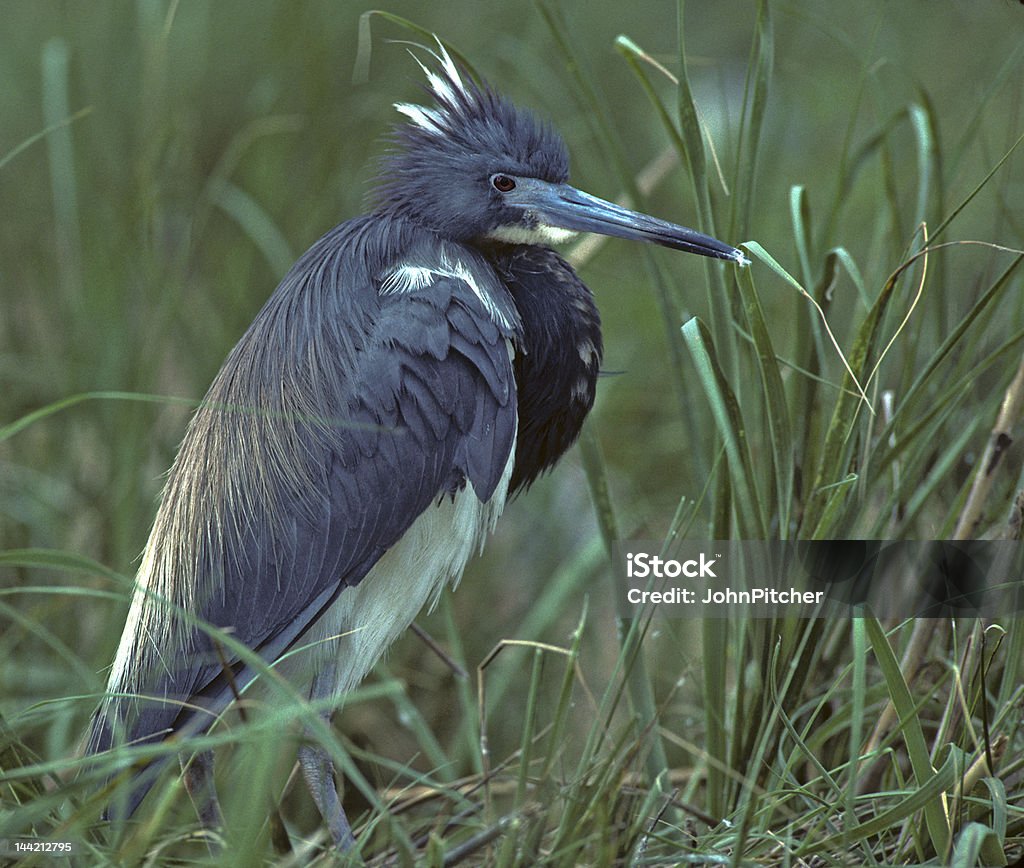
377, 44, 747, 266
377, 45, 568, 243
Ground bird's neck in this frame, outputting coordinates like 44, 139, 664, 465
484, 244, 603, 495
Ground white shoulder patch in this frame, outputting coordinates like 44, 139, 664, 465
379, 256, 513, 331
440, 253, 513, 331
380, 264, 439, 295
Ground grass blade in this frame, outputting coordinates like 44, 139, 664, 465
680, 317, 766, 538
864, 616, 952, 857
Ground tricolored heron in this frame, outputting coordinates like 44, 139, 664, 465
87, 44, 746, 849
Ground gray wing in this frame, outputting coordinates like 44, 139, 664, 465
89, 224, 519, 806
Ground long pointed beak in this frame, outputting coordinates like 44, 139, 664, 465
508, 178, 749, 266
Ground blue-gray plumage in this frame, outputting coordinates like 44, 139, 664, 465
87, 44, 747, 849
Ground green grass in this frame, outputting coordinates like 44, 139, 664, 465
2, 1, 1024, 864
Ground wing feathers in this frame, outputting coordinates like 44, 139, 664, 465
92, 226, 520, 803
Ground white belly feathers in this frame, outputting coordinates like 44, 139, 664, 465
295, 434, 515, 700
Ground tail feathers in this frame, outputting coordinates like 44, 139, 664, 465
86, 572, 349, 821
86, 678, 223, 821
87, 695, 182, 821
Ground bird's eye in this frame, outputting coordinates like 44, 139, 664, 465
491, 174, 516, 193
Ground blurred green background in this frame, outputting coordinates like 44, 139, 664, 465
2, 0, 1023, 854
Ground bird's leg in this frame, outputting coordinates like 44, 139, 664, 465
299, 664, 356, 850
180, 751, 223, 851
